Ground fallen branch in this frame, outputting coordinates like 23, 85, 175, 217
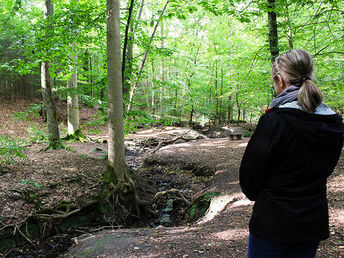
32, 207, 82, 220
14, 224, 36, 247
152, 135, 203, 153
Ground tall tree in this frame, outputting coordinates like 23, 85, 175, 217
267, 0, 279, 63
67, 50, 80, 135
106, 0, 129, 185
67, 1, 80, 135
121, 0, 136, 97
41, 0, 61, 148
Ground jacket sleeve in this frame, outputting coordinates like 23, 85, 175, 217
239, 112, 283, 201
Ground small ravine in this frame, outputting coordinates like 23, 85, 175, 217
0, 139, 208, 257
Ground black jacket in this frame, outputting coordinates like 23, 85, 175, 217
240, 107, 344, 244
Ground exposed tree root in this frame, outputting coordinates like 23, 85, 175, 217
136, 188, 192, 207
1, 167, 193, 251
42, 141, 64, 151
62, 129, 87, 142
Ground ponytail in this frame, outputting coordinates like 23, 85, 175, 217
297, 79, 323, 113
273, 49, 323, 113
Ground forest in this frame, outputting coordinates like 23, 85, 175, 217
0, 0, 343, 256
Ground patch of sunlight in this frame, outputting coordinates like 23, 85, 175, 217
150, 228, 196, 242
136, 129, 155, 134
238, 142, 248, 147
215, 169, 226, 175
330, 209, 344, 225
197, 193, 243, 225
212, 228, 248, 241
61, 167, 78, 172
327, 174, 344, 193
165, 142, 193, 148
166, 227, 197, 235
140, 253, 161, 258
226, 199, 253, 210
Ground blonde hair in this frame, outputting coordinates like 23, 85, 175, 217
271, 49, 323, 113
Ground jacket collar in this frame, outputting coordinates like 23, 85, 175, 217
279, 101, 336, 115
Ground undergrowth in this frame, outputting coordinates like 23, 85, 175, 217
0, 135, 27, 165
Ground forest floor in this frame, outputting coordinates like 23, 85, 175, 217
0, 99, 343, 257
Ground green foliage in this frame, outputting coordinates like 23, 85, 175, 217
0, 135, 27, 165
27, 125, 48, 143
62, 129, 87, 142
56, 200, 76, 213
98, 151, 108, 160
188, 192, 220, 222
20, 179, 42, 189
13, 103, 43, 122
0, 0, 343, 134
241, 129, 254, 138
124, 109, 155, 134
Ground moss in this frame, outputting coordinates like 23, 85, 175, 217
62, 129, 87, 142
188, 192, 221, 222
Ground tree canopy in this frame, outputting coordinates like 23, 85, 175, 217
0, 0, 343, 125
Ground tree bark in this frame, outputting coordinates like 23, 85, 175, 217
235, 93, 240, 125
122, 0, 135, 96
41, 0, 60, 148
267, 0, 279, 63
285, 3, 293, 50
106, 0, 126, 184
214, 60, 219, 126
219, 67, 224, 125
227, 95, 233, 122
67, 50, 80, 134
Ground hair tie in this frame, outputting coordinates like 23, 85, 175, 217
300, 76, 311, 84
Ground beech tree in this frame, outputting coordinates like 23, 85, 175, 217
267, 0, 279, 63
1, 0, 343, 130
41, 0, 61, 149
106, 0, 138, 201
67, 59, 80, 135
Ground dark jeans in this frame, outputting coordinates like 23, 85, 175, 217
248, 234, 319, 258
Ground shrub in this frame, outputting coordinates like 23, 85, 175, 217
0, 135, 27, 164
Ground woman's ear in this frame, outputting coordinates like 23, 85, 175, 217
277, 74, 286, 90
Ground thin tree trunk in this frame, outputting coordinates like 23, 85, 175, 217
122, 0, 135, 96
67, 0, 80, 135
214, 60, 219, 126
67, 47, 80, 134
267, 0, 279, 63
227, 95, 233, 123
219, 67, 224, 125
127, 0, 169, 111
106, 0, 126, 183
235, 93, 240, 125
285, 3, 293, 50
189, 104, 194, 124
41, 0, 60, 148
174, 88, 177, 110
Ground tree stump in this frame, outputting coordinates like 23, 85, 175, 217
229, 133, 242, 140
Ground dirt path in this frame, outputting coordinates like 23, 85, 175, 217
0, 99, 343, 257
64, 135, 344, 258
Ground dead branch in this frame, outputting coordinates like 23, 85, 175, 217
14, 224, 36, 247
3, 247, 15, 258
152, 135, 202, 153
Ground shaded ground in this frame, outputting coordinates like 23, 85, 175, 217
65, 137, 344, 258
0, 99, 343, 257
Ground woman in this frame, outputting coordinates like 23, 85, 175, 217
239, 49, 344, 257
